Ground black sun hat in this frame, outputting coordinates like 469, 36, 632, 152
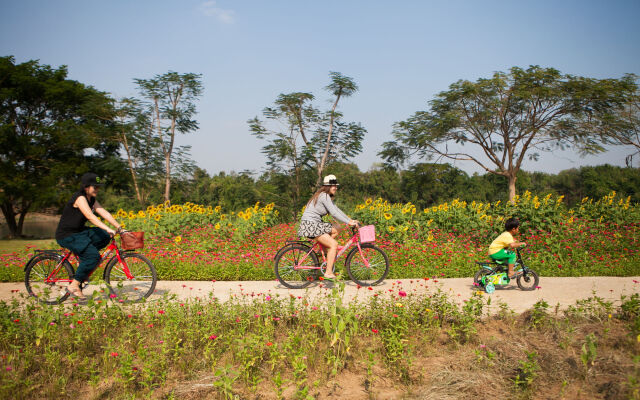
81, 172, 103, 187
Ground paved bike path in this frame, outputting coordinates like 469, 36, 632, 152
2, 277, 639, 312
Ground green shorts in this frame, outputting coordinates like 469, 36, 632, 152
489, 248, 516, 264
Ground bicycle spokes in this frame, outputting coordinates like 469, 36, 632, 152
27, 257, 72, 303
106, 255, 155, 302
348, 247, 387, 284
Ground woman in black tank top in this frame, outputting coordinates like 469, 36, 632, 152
55, 173, 122, 299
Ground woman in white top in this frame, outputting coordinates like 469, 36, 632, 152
298, 175, 358, 280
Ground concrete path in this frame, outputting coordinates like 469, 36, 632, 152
2, 277, 639, 313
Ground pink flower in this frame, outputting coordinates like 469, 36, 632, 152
398, 291, 407, 297
158, 310, 165, 315
109, 294, 117, 298
110, 352, 119, 357
265, 295, 271, 301
209, 335, 218, 340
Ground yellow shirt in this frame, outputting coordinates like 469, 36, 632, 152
488, 232, 514, 255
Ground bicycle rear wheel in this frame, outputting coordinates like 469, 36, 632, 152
25, 254, 74, 304
345, 243, 389, 286
274, 244, 319, 289
104, 253, 157, 302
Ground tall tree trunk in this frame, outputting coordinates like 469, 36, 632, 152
17, 210, 27, 236
507, 173, 517, 203
164, 154, 171, 203
1, 201, 18, 238
121, 131, 144, 207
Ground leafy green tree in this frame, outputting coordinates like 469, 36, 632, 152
249, 72, 365, 212
109, 98, 164, 206
0, 56, 118, 237
595, 79, 640, 167
248, 92, 317, 211
134, 72, 203, 203
189, 168, 260, 211
380, 66, 635, 202
316, 72, 364, 186
400, 163, 468, 207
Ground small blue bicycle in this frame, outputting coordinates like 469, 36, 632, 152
473, 247, 539, 293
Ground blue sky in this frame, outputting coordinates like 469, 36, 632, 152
1, 0, 639, 175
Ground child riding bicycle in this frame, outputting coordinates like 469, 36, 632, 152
488, 217, 527, 280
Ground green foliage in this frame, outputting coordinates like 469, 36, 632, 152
529, 300, 550, 330
0, 56, 123, 237
134, 71, 203, 202
1, 289, 639, 398
248, 72, 366, 211
380, 65, 636, 200
323, 282, 359, 375
581, 333, 598, 376
514, 351, 540, 389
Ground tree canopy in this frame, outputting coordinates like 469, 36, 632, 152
0, 56, 119, 237
380, 66, 636, 201
134, 72, 203, 203
248, 72, 365, 213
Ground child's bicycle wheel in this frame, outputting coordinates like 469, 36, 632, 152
516, 270, 539, 291
473, 268, 493, 287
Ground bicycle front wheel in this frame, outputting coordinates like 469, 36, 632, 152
25, 254, 74, 305
105, 253, 157, 302
345, 243, 389, 287
274, 244, 319, 289
516, 270, 539, 291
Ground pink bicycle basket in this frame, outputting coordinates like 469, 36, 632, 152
358, 225, 376, 243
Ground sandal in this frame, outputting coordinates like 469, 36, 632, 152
67, 287, 86, 300
322, 276, 337, 282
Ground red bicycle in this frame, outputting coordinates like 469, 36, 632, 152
274, 224, 389, 288
24, 232, 157, 304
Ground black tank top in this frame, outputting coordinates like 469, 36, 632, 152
55, 191, 96, 240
